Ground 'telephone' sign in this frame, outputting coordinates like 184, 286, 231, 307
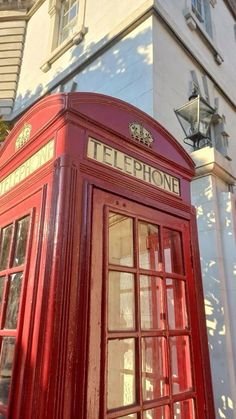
0, 140, 54, 196
87, 138, 180, 196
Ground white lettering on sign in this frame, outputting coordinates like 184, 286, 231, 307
0, 140, 54, 196
87, 138, 180, 196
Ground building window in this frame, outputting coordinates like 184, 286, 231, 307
58, 0, 79, 45
192, 0, 204, 21
191, 0, 213, 37
40, 0, 86, 72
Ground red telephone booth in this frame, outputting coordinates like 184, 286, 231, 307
0, 93, 215, 419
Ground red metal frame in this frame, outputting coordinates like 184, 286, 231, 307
0, 93, 215, 419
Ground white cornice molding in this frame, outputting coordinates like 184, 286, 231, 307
191, 146, 236, 184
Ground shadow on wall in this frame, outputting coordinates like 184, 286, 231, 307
13, 25, 153, 117
195, 184, 236, 419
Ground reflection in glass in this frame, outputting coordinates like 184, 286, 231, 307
0, 414, 6, 418
170, 336, 193, 394
174, 399, 196, 419
107, 338, 135, 409
140, 276, 165, 330
118, 415, 137, 419
0, 276, 5, 310
143, 405, 170, 419
4, 272, 23, 329
142, 337, 168, 401
13, 216, 30, 267
163, 229, 184, 274
0, 224, 13, 271
0, 337, 15, 405
108, 272, 135, 331
166, 279, 188, 330
139, 222, 160, 270
109, 213, 134, 267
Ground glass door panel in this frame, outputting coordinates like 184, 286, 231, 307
138, 222, 161, 271
142, 337, 168, 400
4, 273, 23, 330
173, 399, 196, 419
166, 279, 188, 330
0, 215, 31, 416
13, 217, 30, 267
0, 277, 5, 309
140, 276, 165, 330
109, 213, 134, 267
0, 225, 13, 271
108, 272, 135, 331
163, 229, 184, 275
170, 336, 193, 394
0, 337, 15, 405
107, 338, 136, 409
90, 189, 204, 419
143, 405, 170, 419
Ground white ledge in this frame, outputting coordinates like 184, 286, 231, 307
40, 26, 87, 73
191, 146, 236, 185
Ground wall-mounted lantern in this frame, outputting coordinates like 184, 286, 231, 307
175, 91, 216, 150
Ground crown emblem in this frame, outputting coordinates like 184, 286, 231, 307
129, 123, 153, 147
15, 123, 32, 150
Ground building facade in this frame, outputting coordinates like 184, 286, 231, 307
1, 1, 236, 417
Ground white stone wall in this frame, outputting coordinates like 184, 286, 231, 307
192, 174, 236, 419
13, 0, 153, 115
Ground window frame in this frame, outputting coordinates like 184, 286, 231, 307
40, 0, 87, 72
184, 0, 224, 65
0, 212, 33, 417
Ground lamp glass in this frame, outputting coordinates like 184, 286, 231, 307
175, 96, 215, 142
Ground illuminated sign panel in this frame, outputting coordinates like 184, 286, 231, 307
0, 140, 54, 196
87, 138, 180, 196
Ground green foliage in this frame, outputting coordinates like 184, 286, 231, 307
0, 120, 13, 144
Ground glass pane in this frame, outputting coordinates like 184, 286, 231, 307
0, 276, 5, 309
174, 399, 196, 419
163, 229, 184, 275
170, 336, 193, 394
107, 338, 135, 409
108, 272, 135, 331
117, 415, 137, 419
143, 405, 170, 419
140, 276, 165, 330
4, 272, 23, 329
139, 222, 160, 270
69, 4, 77, 20
13, 216, 30, 267
142, 337, 168, 401
0, 414, 6, 419
109, 213, 134, 267
0, 337, 15, 405
0, 224, 13, 271
166, 279, 188, 330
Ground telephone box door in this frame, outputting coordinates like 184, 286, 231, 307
87, 188, 205, 419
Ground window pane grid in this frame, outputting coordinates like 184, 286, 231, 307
0, 215, 30, 411
106, 211, 195, 418
58, 0, 79, 44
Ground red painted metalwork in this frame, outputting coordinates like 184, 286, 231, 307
0, 93, 215, 419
